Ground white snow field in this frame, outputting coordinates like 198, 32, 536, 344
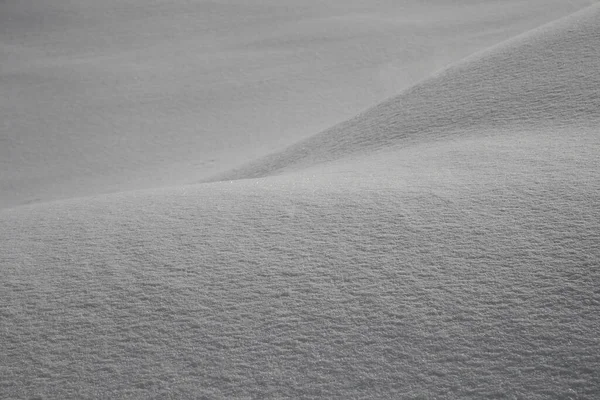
2, 2, 600, 400
0, 0, 595, 209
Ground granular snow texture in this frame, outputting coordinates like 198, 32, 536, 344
1, 2, 600, 399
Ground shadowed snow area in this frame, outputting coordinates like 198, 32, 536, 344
2, 2, 600, 400
0, 0, 594, 208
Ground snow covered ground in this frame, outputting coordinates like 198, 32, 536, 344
1, 1, 600, 399
1, 0, 594, 208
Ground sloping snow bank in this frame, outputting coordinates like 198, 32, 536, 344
2, 126, 599, 398
214, 3, 600, 182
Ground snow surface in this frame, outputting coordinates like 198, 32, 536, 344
212, 4, 600, 182
0, 0, 594, 208
2, 2, 600, 399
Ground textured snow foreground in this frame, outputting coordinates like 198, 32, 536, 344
2, 4, 600, 400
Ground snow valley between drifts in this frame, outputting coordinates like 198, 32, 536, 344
1, 2, 600, 399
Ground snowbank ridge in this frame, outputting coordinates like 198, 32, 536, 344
214, 3, 600, 181
1, 4, 599, 400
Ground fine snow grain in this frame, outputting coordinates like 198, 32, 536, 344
1, 2, 600, 399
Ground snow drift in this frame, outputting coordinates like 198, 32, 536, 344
213, 3, 600, 181
0, 0, 592, 209
1, 3, 599, 399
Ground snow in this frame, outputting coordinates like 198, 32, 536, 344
0, 0, 593, 208
2, 140, 599, 397
1, 1, 600, 399
213, 5, 600, 182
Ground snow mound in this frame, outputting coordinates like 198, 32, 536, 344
1, 4, 600, 399
3, 148, 600, 398
214, 3, 600, 181
4, 0, 587, 209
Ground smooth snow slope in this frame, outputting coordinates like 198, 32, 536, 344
0, 0, 594, 209
213, 3, 600, 182
2, 4, 600, 399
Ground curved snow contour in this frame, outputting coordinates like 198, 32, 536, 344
213, 4, 600, 182
2, 6, 600, 399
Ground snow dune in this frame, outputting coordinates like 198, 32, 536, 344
2, 3, 600, 399
213, 3, 600, 181
0, 0, 593, 209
